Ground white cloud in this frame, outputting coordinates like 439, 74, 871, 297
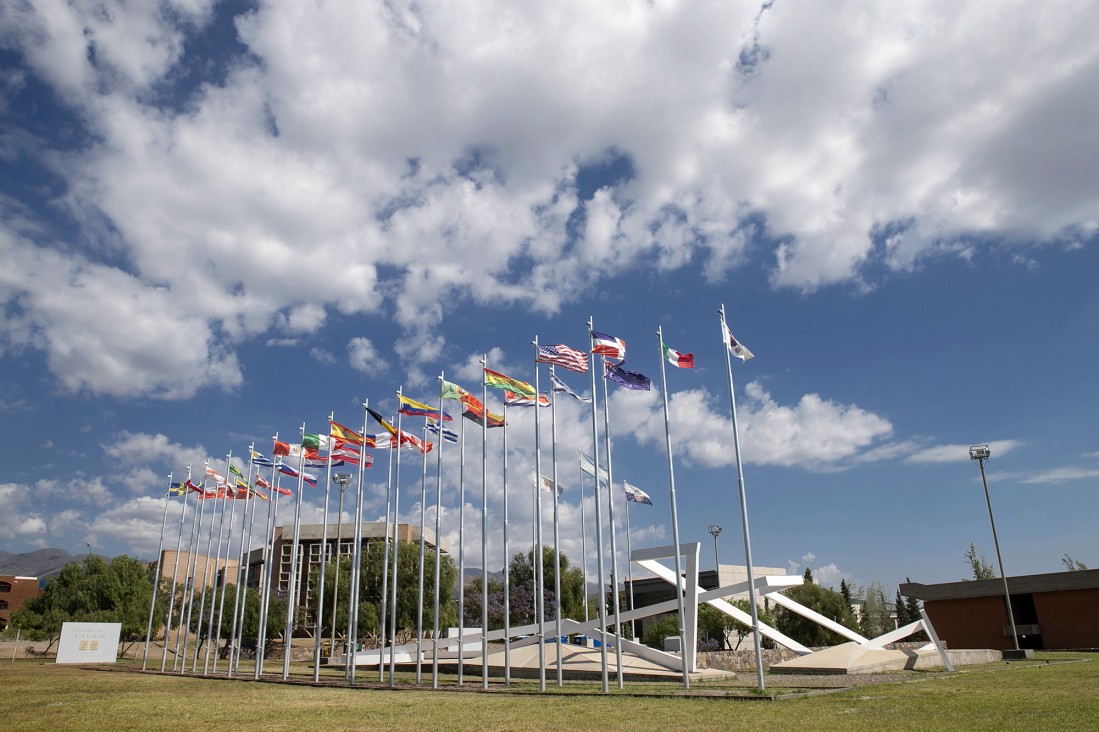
986, 466, 1099, 485
17, 516, 46, 535
348, 337, 384, 375
2, 0, 1097, 397
904, 439, 1024, 464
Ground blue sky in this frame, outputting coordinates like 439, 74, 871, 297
1, 1, 1097, 596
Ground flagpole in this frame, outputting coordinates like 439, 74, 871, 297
202, 455, 230, 674
600, 366, 625, 689
313, 413, 336, 682
549, 366, 563, 687
587, 317, 610, 693
720, 304, 765, 692
229, 448, 259, 677
330, 472, 345, 670
656, 326, 690, 689
255, 439, 280, 678
501, 401, 511, 686
532, 337, 547, 692
162, 466, 190, 671
432, 374, 446, 689
194, 463, 222, 672
210, 451, 240, 674
416, 421, 429, 684
344, 401, 368, 685
142, 472, 174, 671
283, 425, 308, 680
579, 457, 589, 624
623, 486, 636, 642
457, 404, 467, 686
178, 465, 207, 672
389, 399, 405, 687
378, 414, 393, 683
480, 354, 489, 690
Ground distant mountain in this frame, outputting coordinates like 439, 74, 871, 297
0, 548, 88, 579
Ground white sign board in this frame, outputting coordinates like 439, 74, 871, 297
56, 622, 122, 664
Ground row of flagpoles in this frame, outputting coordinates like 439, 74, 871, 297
140, 306, 763, 691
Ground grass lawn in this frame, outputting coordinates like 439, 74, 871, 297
1, 653, 1096, 731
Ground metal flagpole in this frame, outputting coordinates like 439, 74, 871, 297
416, 421, 429, 684
377, 420, 394, 683
210, 452, 240, 674
389, 400, 405, 687
720, 304, 765, 692
348, 400, 370, 685
313, 414, 337, 682
579, 457, 589, 624
162, 466, 191, 672
254, 442, 281, 678
457, 407, 467, 685
431, 375, 446, 689
282, 426, 308, 680
600, 367, 625, 689
549, 366, 563, 687
532, 337, 546, 692
587, 317, 610, 693
194, 465, 222, 672
501, 401, 511, 685
330, 474, 346, 668
656, 326, 690, 689
480, 355, 489, 690
227, 444, 256, 675
142, 472, 174, 670
178, 467, 207, 671
623, 486, 636, 643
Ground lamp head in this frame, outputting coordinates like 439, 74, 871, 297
969, 444, 990, 461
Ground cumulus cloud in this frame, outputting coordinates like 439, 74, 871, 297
1, 1, 1095, 397
347, 337, 384, 375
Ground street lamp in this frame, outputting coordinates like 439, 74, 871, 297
969, 445, 1020, 652
330, 473, 352, 656
707, 524, 722, 579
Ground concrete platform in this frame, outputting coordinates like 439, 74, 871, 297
771, 642, 1002, 674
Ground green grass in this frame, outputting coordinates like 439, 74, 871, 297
1, 654, 1097, 731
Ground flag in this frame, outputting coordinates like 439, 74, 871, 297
304, 457, 346, 469
483, 368, 535, 397
605, 361, 651, 390
591, 330, 625, 361
535, 343, 589, 373
661, 341, 695, 369
205, 467, 226, 485
504, 390, 549, 407
461, 403, 505, 428
228, 462, 245, 478
302, 433, 330, 452
332, 445, 368, 465
530, 468, 564, 496
398, 393, 453, 421
579, 451, 609, 485
624, 481, 653, 506
329, 420, 364, 445
168, 482, 185, 496
550, 373, 591, 403
367, 408, 397, 436
185, 479, 206, 494
272, 440, 304, 458
233, 479, 251, 498
426, 418, 459, 443
278, 463, 318, 487
721, 320, 754, 362
248, 485, 269, 501
257, 475, 292, 497
440, 379, 472, 402
251, 451, 274, 467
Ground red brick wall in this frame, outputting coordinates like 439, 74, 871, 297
924, 596, 1011, 650
1032, 588, 1099, 649
0, 576, 43, 630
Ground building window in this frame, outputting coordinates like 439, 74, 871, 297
0, 582, 10, 593
0, 599, 8, 609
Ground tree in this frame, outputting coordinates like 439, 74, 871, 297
1061, 554, 1088, 571
803, 566, 814, 585
642, 614, 680, 650
859, 581, 892, 639
12, 555, 163, 655
774, 583, 858, 648
463, 546, 586, 630
839, 579, 852, 606
901, 578, 926, 642
187, 584, 286, 658
964, 542, 996, 580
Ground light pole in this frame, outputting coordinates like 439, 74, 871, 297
330, 473, 352, 657
708, 524, 722, 579
969, 445, 1020, 651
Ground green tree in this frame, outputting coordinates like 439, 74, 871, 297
187, 584, 287, 658
1061, 554, 1088, 571
839, 578, 852, 606
965, 542, 996, 580
463, 547, 586, 631
12, 555, 163, 655
701, 600, 777, 651
642, 614, 680, 650
859, 581, 892, 639
774, 583, 858, 648
803, 566, 814, 584
900, 578, 927, 642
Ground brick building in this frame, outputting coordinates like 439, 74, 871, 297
901, 569, 1099, 650
0, 576, 43, 631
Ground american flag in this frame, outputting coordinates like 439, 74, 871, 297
535, 343, 589, 373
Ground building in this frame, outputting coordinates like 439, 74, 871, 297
0, 576, 43, 631
154, 551, 239, 590
244, 522, 439, 626
625, 563, 788, 642
901, 569, 1099, 650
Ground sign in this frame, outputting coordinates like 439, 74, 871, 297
56, 622, 122, 664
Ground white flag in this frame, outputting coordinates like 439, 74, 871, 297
530, 468, 563, 495
578, 451, 609, 485
623, 481, 652, 506
721, 320, 754, 362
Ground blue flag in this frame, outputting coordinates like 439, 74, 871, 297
604, 361, 651, 390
